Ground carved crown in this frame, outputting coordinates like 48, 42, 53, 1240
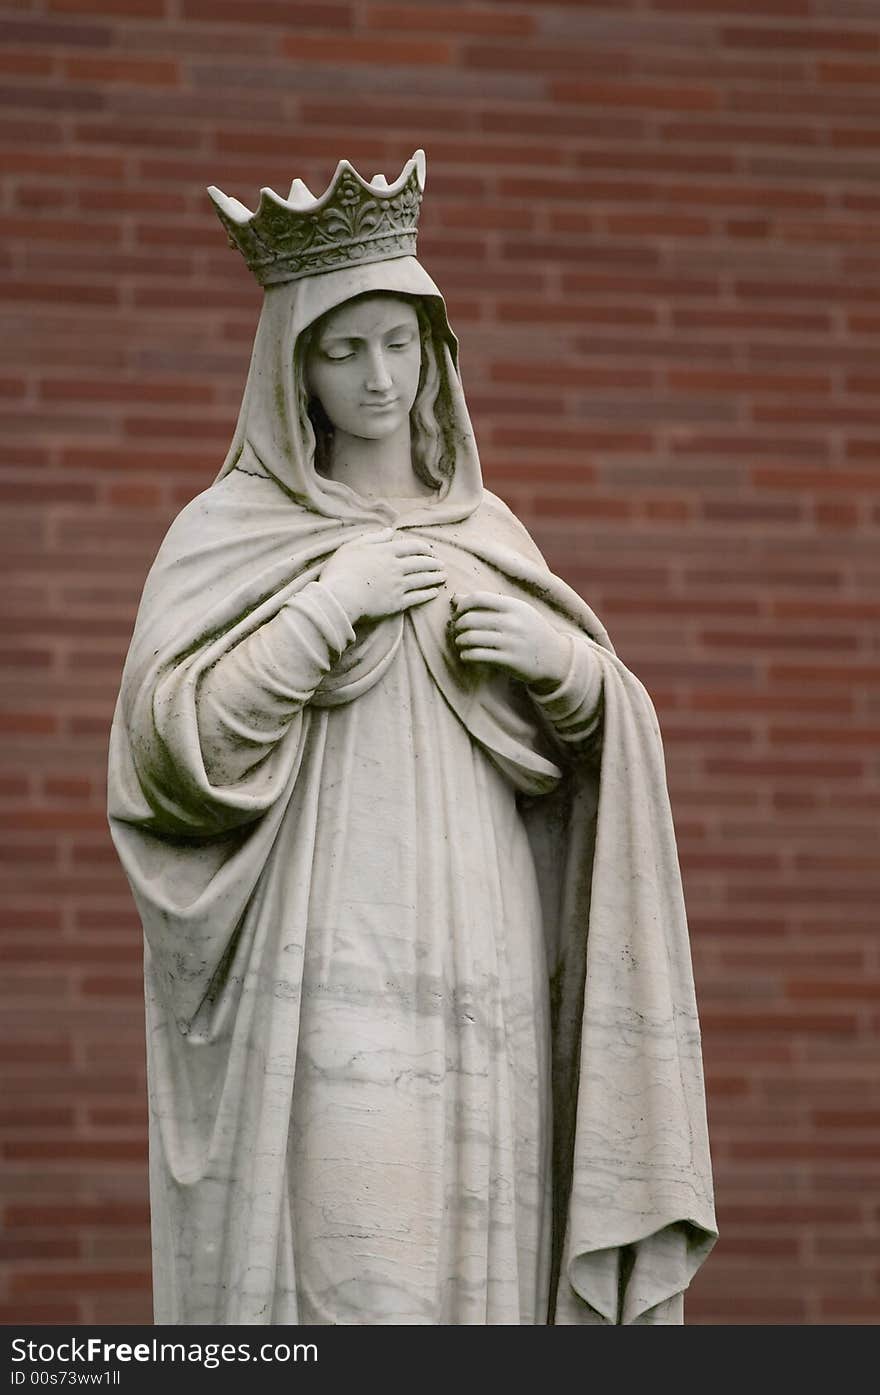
207, 149, 426, 287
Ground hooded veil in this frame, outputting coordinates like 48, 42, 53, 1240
215, 255, 483, 528
107, 153, 717, 1326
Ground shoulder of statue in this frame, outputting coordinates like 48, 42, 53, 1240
475, 489, 548, 566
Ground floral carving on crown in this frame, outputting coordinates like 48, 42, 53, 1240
208, 149, 426, 287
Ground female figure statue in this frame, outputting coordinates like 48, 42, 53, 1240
108, 151, 716, 1325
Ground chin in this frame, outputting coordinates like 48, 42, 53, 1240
353, 416, 407, 440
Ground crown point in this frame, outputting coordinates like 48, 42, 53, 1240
207, 185, 253, 223
287, 177, 316, 210
370, 173, 389, 189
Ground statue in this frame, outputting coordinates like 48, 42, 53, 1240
107, 150, 716, 1325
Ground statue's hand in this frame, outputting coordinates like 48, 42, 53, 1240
319, 528, 446, 625
451, 591, 571, 688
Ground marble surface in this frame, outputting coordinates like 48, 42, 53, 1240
108, 239, 716, 1325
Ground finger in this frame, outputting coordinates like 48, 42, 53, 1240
458, 648, 506, 665
453, 628, 503, 648
403, 563, 446, 576
452, 591, 512, 614
401, 555, 445, 574
401, 586, 444, 608
403, 571, 446, 590
453, 610, 511, 632
392, 536, 438, 556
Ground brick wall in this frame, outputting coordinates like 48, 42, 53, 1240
2, 0, 878, 1325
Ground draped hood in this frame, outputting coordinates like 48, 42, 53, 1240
215, 255, 482, 527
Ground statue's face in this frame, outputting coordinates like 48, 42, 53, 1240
305, 293, 421, 441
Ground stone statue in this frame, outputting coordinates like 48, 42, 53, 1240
107, 150, 716, 1325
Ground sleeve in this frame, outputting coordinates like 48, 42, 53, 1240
196, 579, 356, 785
526, 631, 603, 762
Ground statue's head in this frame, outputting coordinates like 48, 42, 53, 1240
295, 290, 447, 488
210, 153, 484, 516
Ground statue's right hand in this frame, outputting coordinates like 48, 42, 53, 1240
318, 529, 447, 625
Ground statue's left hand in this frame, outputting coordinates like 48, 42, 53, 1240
451, 591, 570, 688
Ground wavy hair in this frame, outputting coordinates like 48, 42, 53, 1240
294, 293, 453, 490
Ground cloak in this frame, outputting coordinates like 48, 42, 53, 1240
107, 255, 717, 1324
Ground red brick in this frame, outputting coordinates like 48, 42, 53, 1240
81, 975, 142, 997
770, 726, 880, 748
0, 1237, 81, 1262
691, 691, 850, 715
87, 1105, 145, 1128
0, 214, 121, 245
0, 1041, 72, 1065
720, 1204, 860, 1226
754, 467, 880, 492
701, 630, 857, 653
0, 809, 107, 831
815, 501, 860, 529
643, 498, 693, 521
704, 1012, 858, 1035
494, 426, 650, 451
731, 1140, 880, 1160
65, 55, 180, 86
814, 1111, 880, 1129
723, 26, 878, 52
279, 34, 452, 65
0, 942, 135, 966
0, 775, 31, 797
552, 80, 719, 112
533, 496, 632, 520
677, 304, 829, 331
0, 17, 111, 47
60, 446, 213, 473
0, 1106, 74, 1129
6, 1203, 150, 1228
669, 369, 831, 395
496, 301, 656, 327
820, 1298, 880, 1320
660, 117, 816, 147
769, 662, 880, 684
0, 712, 56, 735
367, 6, 533, 37
717, 1235, 801, 1258
0, 907, 62, 932
182, 0, 351, 25
3, 1139, 146, 1162
50, 0, 166, 14
787, 980, 880, 1002
0, 48, 55, 77
76, 187, 188, 214
0, 281, 119, 306
105, 482, 164, 507
11, 1269, 150, 1296
0, 146, 124, 178
0, 1303, 80, 1322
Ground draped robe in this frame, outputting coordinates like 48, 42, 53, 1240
107, 254, 716, 1325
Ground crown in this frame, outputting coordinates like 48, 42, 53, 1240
207, 149, 426, 287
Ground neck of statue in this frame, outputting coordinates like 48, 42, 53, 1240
324, 422, 435, 500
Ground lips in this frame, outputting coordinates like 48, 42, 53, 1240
363, 398, 397, 409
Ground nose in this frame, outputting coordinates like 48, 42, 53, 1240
364, 345, 393, 394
